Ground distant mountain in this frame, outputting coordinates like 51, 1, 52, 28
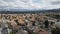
44, 8, 60, 12
0, 8, 60, 14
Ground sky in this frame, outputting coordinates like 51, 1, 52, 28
0, 0, 60, 11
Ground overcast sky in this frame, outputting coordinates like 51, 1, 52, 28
0, 0, 60, 11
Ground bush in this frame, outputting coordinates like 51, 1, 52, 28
10, 31, 16, 34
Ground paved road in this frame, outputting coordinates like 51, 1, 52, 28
0, 18, 10, 34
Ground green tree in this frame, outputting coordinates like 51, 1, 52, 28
44, 20, 49, 28
51, 27, 60, 34
50, 22, 55, 25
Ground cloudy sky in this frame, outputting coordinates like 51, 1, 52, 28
0, 0, 60, 11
